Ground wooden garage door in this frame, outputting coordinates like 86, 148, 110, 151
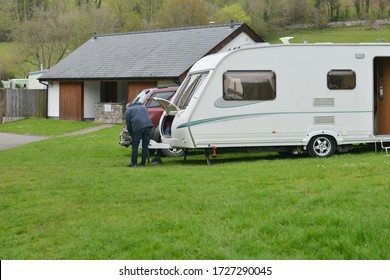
60, 82, 84, 121
128, 81, 157, 102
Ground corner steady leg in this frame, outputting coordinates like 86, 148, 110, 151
204, 148, 211, 166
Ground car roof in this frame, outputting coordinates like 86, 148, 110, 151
148, 85, 179, 92
142, 86, 179, 97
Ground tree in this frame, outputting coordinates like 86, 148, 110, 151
328, 0, 341, 21
354, 0, 362, 19
0, 0, 14, 40
215, 3, 251, 25
311, 0, 329, 29
286, 0, 309, 25
156, 0, 210, 29
12, 0, 49, 22
76, 0, 102, 9
12, 4, 116, 70
104, 0, 147, 31
364, 0, 371, 18
259, 0, 288, 27
378, 0, 386, 19
0, 55, 18, 80
103, 0, 166, 30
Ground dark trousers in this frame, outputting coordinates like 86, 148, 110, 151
131, 127, 152, 166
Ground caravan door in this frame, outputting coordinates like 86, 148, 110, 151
375, 57, 390, 135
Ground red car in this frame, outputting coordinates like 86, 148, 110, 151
122, 86, 184, 157
133, 86, 178, 128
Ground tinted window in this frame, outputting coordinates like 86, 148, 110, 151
133, 89, 149, 103
327, 70, 356, 90
146, 91, 176, 108
223, 71, 276, 101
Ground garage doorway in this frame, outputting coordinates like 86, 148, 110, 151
60, 82, 84, 121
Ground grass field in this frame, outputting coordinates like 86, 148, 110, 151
0, 41, 36, 78
265, 25, 390, 44
0, 119, 389, 260
0, 118, 102, 136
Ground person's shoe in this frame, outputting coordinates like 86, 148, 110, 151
137, 163, 145, 167
128, 164, 137, 168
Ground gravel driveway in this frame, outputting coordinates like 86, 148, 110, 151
0, 124, 114, 151
0, 132, 50, 151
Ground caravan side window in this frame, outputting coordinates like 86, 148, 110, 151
327, 70, 356, 90
223, 71, 276, 101
175, 72, 208, 109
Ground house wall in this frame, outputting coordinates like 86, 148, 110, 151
7, 79, 28, 89
28, 71, 48, 89
219, 33, 255, 52
84, 81, 100, 119
128, 81, 157, 101
48, 81, 100, 119
48, 82, 60, 118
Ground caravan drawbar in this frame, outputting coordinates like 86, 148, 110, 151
155, 42, 390, 161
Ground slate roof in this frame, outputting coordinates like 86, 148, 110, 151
39, 23, 263, 81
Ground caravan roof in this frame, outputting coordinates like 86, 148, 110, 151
189, 42, 390, 73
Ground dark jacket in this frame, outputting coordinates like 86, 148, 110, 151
125, 102, 153, 135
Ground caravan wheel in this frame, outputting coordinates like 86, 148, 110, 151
160, 147, 185, 157
308, 135, 336, 158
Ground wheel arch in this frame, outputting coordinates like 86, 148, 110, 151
303, 128, 341, 146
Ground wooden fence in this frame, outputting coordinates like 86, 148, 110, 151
0, 89, 47, 122
0, 89, 4, 123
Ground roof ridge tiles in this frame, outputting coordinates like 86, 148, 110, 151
94, 22, 243, 38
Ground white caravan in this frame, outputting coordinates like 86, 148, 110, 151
154, 42, 390, 161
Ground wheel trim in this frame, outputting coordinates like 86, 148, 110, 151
313, 138, 332, 156
168, 148, 182, 154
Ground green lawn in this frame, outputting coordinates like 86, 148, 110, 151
0, 119, 389, 259
0, 118, 102, 136
265, 25, 390, 44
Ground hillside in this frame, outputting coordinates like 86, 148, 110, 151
2, 24, 390, 79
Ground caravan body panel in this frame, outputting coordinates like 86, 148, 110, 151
159, 43, 390, 153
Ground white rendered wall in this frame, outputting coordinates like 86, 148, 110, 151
47, 82, 59, 118
219, 33, 257, 52
84, 81, 100, 119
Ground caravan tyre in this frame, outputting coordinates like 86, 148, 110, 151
308, 135, 336, 158
160, 147, 185, 157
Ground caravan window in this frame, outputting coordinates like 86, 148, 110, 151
175, 72, 208, 109
327, 70, 356, 90
223, 71, 276, 101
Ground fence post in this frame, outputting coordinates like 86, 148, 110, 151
0, 89, 4, 124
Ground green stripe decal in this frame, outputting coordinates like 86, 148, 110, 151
176, 110, 371, 129
177, 113, 266, 128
